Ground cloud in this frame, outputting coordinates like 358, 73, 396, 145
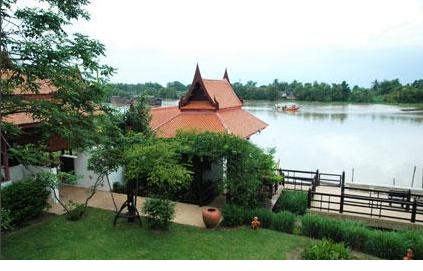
67, 0, 423, 84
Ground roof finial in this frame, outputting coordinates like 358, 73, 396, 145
223, 68, 230, 83
194, 63, 202, 80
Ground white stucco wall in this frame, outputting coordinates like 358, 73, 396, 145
1, 165, 58, 201
73, 151, 124, 191
1, 164, 51, 182
1, 151, 123, 193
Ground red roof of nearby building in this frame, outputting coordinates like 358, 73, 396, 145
2, 72, 56, 126
2, 113, 40, 127
150, 66, 267, 139
201, 79, 242, 109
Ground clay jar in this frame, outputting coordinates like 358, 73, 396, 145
202, 208, 221, 228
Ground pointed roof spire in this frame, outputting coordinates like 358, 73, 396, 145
194, 63, 202, 81
223, 68, 230, 83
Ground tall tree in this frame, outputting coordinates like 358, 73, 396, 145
1, 0, 114, 164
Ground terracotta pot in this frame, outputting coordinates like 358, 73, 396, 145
202, 208, 221, 228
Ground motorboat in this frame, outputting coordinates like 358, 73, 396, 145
275, 103, 300, 112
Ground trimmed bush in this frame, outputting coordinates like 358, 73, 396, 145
223, 205, 273, 228
250, 208, 273, 228
65, 201, 85, 221
300, 214, 423, 259
302, 239, 352, 260
340, 221, 369, 250
300, 214, 340, 240
1, 208, 13, 231
300, 214, 369, 249
272, 211, 295, 233
400, 230, 423, 260
1, 177, 50, 226
142, 198, 175, 230
363, 230, 407, 260
222, 204, 245, 227
273, 190, 307, 215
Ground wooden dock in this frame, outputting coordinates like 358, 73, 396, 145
279, 168, 423, 227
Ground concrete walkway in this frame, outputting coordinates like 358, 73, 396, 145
49, 185, 216, 228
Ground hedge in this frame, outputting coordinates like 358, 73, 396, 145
1, 176, 50, 226
273, 190, 308, 215
272, 211, 296, 233
300, 214, 423, 259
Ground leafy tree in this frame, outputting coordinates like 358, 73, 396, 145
123, 96, 152, 135
124, 139, 192, 197
1, 0, 114, 165
107, 78, 423, 104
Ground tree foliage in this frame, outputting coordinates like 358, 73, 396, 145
124, 139, 192, 197
1, 0, 114, 166
108, 78, 423, 104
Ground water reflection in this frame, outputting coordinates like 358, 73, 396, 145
247, 101, 423, 188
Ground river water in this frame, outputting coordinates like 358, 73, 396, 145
161, 100, 423, 188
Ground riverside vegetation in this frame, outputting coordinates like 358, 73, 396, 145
107, 79, 423, 104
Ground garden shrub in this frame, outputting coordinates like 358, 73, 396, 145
302, 239, 352, 260
400, 230, 423, 260
340, 221, 369, 250
300, 214, 369, 249
1, 176, 50, 226
1, 208, 13, 231
222, 204, 245, 227
272, 211, 295, 233
300, 214, 423, 259
250, 208, 273, 228
363, 230, 407, 260
65, 201, 85, 221
142, 198, 175, 230
300, 214, 341, 240
273, 190, 307, 215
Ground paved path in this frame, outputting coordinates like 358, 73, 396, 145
49, 185, 214, 228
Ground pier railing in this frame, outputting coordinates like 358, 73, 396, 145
307, 185, 423, 224
278, 168, 343, 191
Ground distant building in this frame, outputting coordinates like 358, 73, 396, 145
111, 95, 162, 107
149, 65, 268, 139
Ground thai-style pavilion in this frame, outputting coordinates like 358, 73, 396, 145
149, 66, 268, 205
150, 65, 268, 138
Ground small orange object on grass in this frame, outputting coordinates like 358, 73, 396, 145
251, 216, 261, 230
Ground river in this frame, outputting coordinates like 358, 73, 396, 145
161, 100, 423, 188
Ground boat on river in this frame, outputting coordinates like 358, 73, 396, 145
275, 103, 300, 112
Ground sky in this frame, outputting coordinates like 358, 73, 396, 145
70, 0, 423, 87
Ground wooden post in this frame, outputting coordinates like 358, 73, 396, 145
1, 138, 10, 181
340, 171, 345, 213
411, 200, 417, 223
411, 166, 416, 187
316, 169, 320, 186
307, 188, 312, 209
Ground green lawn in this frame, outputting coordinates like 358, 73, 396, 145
0, 208, 375, 260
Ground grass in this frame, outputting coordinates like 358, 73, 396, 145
0, 208, 377, 260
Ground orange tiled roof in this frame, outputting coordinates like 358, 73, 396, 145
217, 108, 268, 139
179, 100, 216, 110
150, 66, 267, 138
1, 71, 56, 96
150, 106, 267, 139
202, 79, 242, 109
2, 112, 40, 126
149, 106, 180, 128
